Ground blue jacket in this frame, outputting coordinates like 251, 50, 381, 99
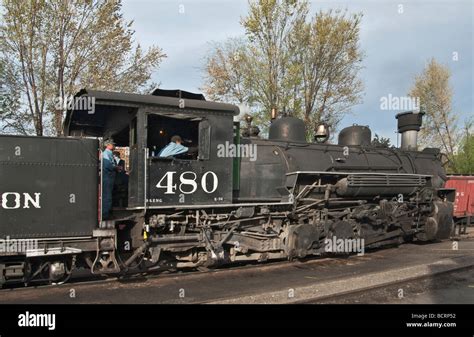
158, 142, 188, 157
102, 149, 116, 179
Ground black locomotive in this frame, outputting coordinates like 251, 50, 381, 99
0, 89, 455, 286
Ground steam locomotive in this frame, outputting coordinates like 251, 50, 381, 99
0, 89, 455, 286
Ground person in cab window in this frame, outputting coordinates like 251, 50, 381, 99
158, 135, 188, 158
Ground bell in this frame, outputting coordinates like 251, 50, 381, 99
244, 114, 253, 124
314, 123, 330, 143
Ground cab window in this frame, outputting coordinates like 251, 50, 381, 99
147, 114, 202, 160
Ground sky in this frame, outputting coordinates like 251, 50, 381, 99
122, 0, 473, 144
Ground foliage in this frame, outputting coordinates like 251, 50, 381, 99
452, 120, 474, 174
0, 0, 166, 136
371, 133, 391, 147
202, 0, 364, 138
408, 58, 460, 171
0, 56, 27, 133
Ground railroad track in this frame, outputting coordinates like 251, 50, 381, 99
1, 237, 473, 304
0, 254, 341, 292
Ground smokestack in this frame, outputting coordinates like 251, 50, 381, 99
396, 111, 424, 151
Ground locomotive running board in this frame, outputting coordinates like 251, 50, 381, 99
125, 201, 294, 210
286, 170, 432, 179
285, 171, 432, 189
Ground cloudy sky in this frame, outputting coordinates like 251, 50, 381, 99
122, 0, 473, 143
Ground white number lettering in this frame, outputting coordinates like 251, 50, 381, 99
156, 171, 177, 194
156, 171, 218, 195
201, 171, 218, 194
179, 171, 198, 194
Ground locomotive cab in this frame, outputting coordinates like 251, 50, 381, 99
64, 89, 240, 212
144, 111, 230, 207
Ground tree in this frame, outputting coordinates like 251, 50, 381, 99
0, 56, 26, 134
202, 38, 253, 105
408, 58, 459, 171
453, 120, 474, 174
371, 133, 391, 147
240, 0, 308, 119
293, 9, 363, 138
202, 0, 364, 139
0, 0, 166, 136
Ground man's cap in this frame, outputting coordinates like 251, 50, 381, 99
104, 139, 116, 146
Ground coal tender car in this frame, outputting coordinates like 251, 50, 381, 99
0, 89, 455, 286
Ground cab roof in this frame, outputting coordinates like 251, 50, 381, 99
63, 89, 239, 136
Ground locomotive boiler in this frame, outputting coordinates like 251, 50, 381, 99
0, 89, 455, 286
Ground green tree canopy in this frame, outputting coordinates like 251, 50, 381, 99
0, 56, 23, 133
202, 0, 364, 139
408, 58, 460, 171
452, 121, 474, 174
